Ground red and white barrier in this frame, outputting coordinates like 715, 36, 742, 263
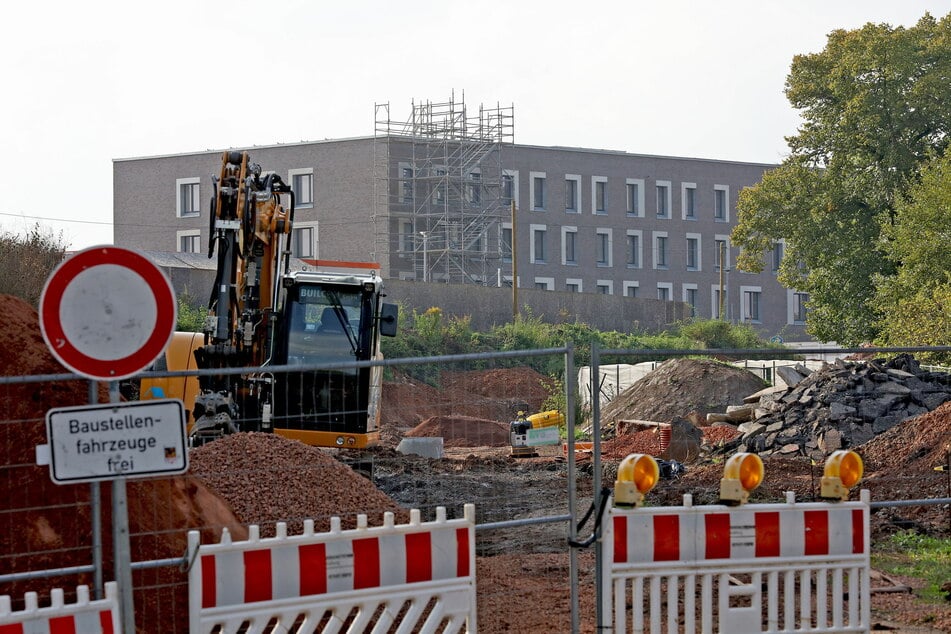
602, 491, 871, 633
188, 505, 476, 634
0, 582, 119, 634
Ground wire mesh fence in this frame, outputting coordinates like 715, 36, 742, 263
2, 344, 951, 632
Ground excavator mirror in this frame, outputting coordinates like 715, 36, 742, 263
379, 303, 398, 337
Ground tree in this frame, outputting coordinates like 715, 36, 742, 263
872, 152, 951, 359
732, 13, 951, 344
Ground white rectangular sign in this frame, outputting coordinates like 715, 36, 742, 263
45, 399, 188, 483
526, 426, 560, 447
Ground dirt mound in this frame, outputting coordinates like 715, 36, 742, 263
859, 400, 951, 474
381, 367, 555, 441
601, 358, 767, 425
440, 367, 554, 409
188, 432, 408, 534
406, 415, 510, 447
0, 295, 245, 634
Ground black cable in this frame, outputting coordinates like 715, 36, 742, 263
568, 486, 612, 549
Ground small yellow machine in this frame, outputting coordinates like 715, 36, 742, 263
510, 410, 564, 458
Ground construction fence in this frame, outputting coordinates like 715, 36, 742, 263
1, 344, 950, 632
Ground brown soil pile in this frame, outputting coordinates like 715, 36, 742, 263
188, 432, 408, 535
0, 295, 245, 634
602, 358, 767, 424
855, 401, 951, 474
405, 415, 510, 447
382, 367, 554, 428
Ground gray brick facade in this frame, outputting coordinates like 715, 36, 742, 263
113, 137, 808, 341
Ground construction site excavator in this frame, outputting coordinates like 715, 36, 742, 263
142, 151, 397, 448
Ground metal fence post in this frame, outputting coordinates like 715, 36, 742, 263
565, 342, 580, 634
590, 341, 604, 631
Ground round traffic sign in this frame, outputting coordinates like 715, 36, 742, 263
40, 246, 177, 381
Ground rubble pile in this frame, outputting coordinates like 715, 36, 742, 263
722, 354, 951, 459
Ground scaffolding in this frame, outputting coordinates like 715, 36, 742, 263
373, 93, 514, 285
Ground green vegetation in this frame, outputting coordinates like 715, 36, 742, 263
732, 13, 951, 346
381, 304, 779, 385
176, 293, 206, 332
0, 223, 70, 307
873, 530, 951, 603
872, 153, 951, 363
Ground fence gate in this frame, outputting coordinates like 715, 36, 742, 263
601, 491, 870, 634
188, 505, 476, 634
0, 582, 119, 634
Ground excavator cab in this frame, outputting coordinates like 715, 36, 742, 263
270, 270, 395, 448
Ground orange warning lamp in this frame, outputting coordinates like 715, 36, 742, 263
821, 450, 864, 500
614, 453, 659, 507
719, 452, 764, 505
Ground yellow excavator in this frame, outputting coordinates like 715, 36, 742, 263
142, 151, 397, 448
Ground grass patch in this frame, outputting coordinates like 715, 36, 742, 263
872, 530, 951, 602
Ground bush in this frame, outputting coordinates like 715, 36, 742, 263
0, 224, 69, 307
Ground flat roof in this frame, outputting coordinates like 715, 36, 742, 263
114, 135, 778, 168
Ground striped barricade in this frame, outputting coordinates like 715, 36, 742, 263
188, 504, 476, 634
602, 491, 871, 633
0, 582, 119, 634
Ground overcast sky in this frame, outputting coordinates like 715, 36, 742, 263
3, 0, 949, 250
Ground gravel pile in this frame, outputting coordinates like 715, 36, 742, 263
188, 432, 408, 535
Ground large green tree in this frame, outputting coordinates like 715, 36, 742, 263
872, 152, 951, 358
732, 13, 951, 344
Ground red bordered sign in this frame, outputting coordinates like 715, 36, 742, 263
39, 246, 177, 381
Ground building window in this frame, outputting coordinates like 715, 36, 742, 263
177, 230, 201, 253
683, 285, 698, 316
686, 233, 701, 271
742, 286, 762, 323
530, 224, 547, 263
793, 291, 809, 323
714, 237, 730, 271
566, 279, 582, 293
565, 175, 580, 213
714, 185, 729, 221
400, 165, 414, 204
467, 171, 481, 205
596, 229, 612, 267
654, 233, 669, 269
682, 183, 696, 219
291, 225, 316, 259
625, 231, 642, 268
593, 176, 607, 214
289, 168, 314, 207
501, 225, 512, 262
596, 281, 612, 295
657, 283, 672, 301
626, 179, 644, 217
401, 221, 414, 252
712, 287, 725, 319
656, 181, 670, 218
531, 172, 546, 210
534, 277, 554, 291
772, 241, 784, 272
176, 177, 201, 218
623, 281, 639, 298
562, 227, 578, 265
502, 173, 514, 205
434, 167, 447, 206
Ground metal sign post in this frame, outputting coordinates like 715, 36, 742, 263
38, 246, 179, 634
